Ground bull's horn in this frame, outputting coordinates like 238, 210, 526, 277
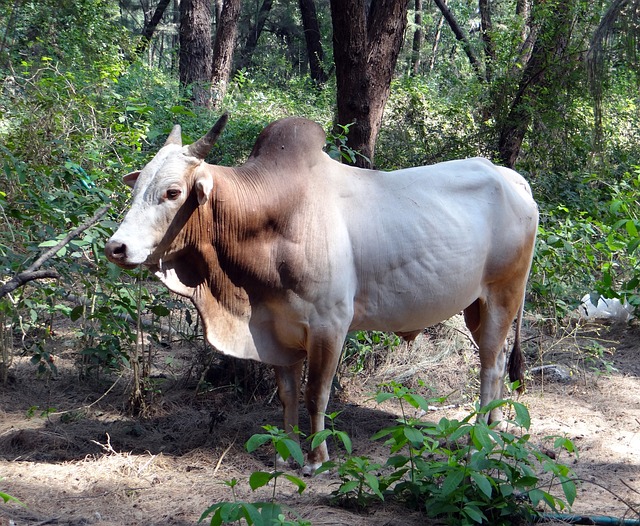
164, 124, 183, 146
188, 112, 229, 159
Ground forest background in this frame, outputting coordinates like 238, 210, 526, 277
0, 0, 638, 403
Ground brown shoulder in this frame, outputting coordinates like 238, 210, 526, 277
247, 118, 326, 166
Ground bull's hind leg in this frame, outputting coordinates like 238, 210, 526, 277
463, 283, 525, 423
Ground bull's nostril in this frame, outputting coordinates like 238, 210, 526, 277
105, 241, 127, 261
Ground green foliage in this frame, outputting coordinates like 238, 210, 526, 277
320, 382, 578, 525
0, 484, 25, 507
200, 426, 309, 526
531, 167, 640, 317
223, 385, 578, 524
342, 331, 401, 374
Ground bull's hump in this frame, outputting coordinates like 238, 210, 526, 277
247, 117, 326, 167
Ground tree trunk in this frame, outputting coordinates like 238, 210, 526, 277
179, 0, 213, 108
497, 0, 573, 167
516, 0, 532, 42
211, 0, 242, 108
478, 0, 495, 81
236, 0, 274, 73
135, 0, 172, 58
429, 0, 446, 72
433, 0, 484, 81
410, 0, 423, 75
330, 0, 410, 168
299, 0, 328, 85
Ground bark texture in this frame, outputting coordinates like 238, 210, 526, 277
179, 0, 213, 107
330, 0, 410, 168
211, 0, 242, 108
497, 0, 574, 167
299, 0, 328, 84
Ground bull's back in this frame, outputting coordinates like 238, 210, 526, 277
332, 158, 537, 332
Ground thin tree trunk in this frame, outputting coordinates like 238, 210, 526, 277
211, 0, 242, 108
478, 0, 495, 81
236, 0, 273, 72
410, 0, 423, 75
330, 0, 410, 168
0, 0, 22, 66
516, 0, 532, 42
135, 0, 172, 57
497, 0, 573, 167
429, 0, 446, 72
587, 0, 632, 154
432, 0, 485, 81
179, 0, 213, 108
299, 0, 328, 84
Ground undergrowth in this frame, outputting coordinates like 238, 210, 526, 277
200, 384, 578, 526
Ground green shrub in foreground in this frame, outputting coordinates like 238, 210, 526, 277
322, 382, 577, 525
202, 384, 577, 525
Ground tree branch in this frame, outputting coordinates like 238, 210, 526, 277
0, 205, 110, 300
432, 0, 485, 82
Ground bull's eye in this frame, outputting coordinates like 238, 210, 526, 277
165, 188, 181, 200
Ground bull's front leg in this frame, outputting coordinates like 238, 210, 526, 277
273, 361, 304, 467
302, 332, 344, 475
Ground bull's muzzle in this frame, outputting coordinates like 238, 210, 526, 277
104, 240, 138, 270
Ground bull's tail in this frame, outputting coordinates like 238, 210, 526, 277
508, 299, 526, 393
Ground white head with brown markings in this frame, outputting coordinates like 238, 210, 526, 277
104, 113, 228, 269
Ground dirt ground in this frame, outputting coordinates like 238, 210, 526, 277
0, 314, 639, 526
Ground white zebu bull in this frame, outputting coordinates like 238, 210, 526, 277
105, 114, 539, 472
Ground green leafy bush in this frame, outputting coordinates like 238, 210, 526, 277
200, 426, 309, 526
531, 168, 640, 318
316, 383, 577, 525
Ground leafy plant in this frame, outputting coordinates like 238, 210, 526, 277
313, 412, 389, 509
200, 426, 309, 526
531, 167, 640, 319
341, 331, 401, 373
370, 383, 577, 525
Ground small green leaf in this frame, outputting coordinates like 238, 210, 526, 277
470, 471, 492, 498
335, 430, 353, 454
254, 502, 283, 523
338, 480, 359, 494
150, 304, 170, 316
527, 488, 545, 506
560, 475, 577, 505
276, 438, 304, 466
403, 426, 424, 448
471, 423, 493, 451
249, 471, 274, 491
283, 473, 307, 494
245, 433, 272, 453
463, 504, 487, 524
375, 392, 396, 404
363, 472, 384, 500
38, 239, 59, 248
625, 219, 638, 238
513, 402, 531, 429
441, 469, 465, 496
310, 429, 332, 450
69, 305, 85, 321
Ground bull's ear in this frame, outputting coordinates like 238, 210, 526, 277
123, 171, 141, 188
195, 171, 213, 205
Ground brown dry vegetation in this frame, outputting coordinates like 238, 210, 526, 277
0, 314, 639, 526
